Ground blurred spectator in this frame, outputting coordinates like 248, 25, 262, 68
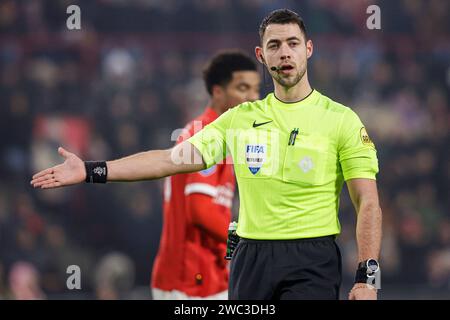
8, 261, 46, 300
94, 252, 135, 300
428, 219, 450, 290
0, 263, 7, 299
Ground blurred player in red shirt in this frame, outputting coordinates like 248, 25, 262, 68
151, 51, 260, 299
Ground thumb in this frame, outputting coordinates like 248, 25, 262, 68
58, 147, 71, 159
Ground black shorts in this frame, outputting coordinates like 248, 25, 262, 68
228, 235, 342, 300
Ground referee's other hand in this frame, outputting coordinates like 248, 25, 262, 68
348, 284, 377, 300
30, 147, 86, 189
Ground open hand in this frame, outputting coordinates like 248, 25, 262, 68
30, 147, 86, 189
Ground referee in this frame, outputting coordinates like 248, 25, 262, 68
31, 9, 382, 300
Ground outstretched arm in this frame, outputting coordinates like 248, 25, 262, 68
31, 141, 205, 189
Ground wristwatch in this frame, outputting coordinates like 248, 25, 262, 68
359, 259, 380, 274
355, 259, 380, 284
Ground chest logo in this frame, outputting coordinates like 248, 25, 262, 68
246, 144, 266, 174
252, 120, 273, 128
298, 156, 314, 173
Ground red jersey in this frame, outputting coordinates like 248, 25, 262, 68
151, 107, 235, 297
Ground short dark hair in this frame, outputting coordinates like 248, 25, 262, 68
203, 50, 257, 95
259, 9, 308, 42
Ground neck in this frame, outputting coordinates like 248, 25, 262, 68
273, 72, 312, 103
210, 100, 225, 115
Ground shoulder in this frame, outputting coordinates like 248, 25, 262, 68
232, 95, 271, 114
314, 91, 365, 126
315, 91, 350, 115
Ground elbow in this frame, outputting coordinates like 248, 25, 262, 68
149, 149, 174, 179
162, 148, 175, 176
362, 200, 381, 211
359, 200, 382, 217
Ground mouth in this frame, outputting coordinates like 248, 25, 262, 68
280, 64, 294, 70
278, 64, 295, 75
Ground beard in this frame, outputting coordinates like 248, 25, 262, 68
273, 63, 307, 89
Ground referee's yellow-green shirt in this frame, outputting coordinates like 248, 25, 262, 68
188, 90, 379, 239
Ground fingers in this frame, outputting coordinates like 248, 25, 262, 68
41, 181, 62, 189
31, 173, 57, 188
31, 167, 54, 181
31, 147, 73, 188
32, 147, 70, 180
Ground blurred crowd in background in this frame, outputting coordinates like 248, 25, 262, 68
0, 0, 449, 299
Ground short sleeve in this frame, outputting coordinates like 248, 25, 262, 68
338, 108, 379, 181
187, 106, 237, 168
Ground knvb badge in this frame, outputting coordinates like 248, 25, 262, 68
93, 166, 106, 176
246, 144, 266, 175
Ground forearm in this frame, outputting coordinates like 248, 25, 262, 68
106, 149, 170, 181
107, 147, 204, 182
356, 201, 382, 261
106, 140, 207, 182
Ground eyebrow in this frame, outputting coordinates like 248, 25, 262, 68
266, 36, 302, 46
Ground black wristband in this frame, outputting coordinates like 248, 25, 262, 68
354, 267, 368, 283
84, 161, 108, 183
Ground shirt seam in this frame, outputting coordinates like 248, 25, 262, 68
337, 107, 351, 154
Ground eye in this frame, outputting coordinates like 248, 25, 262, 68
268, 43, 278, 49
237, 84, 249, 92
289, 41, 299, 47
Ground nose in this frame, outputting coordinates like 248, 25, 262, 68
279, 42, 291, 61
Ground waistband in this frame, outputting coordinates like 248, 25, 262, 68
239, 235, 336, 244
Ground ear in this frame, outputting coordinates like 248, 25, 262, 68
306, 39, 314, 59
211, 84, 224, 99
255, 46, 264, 64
